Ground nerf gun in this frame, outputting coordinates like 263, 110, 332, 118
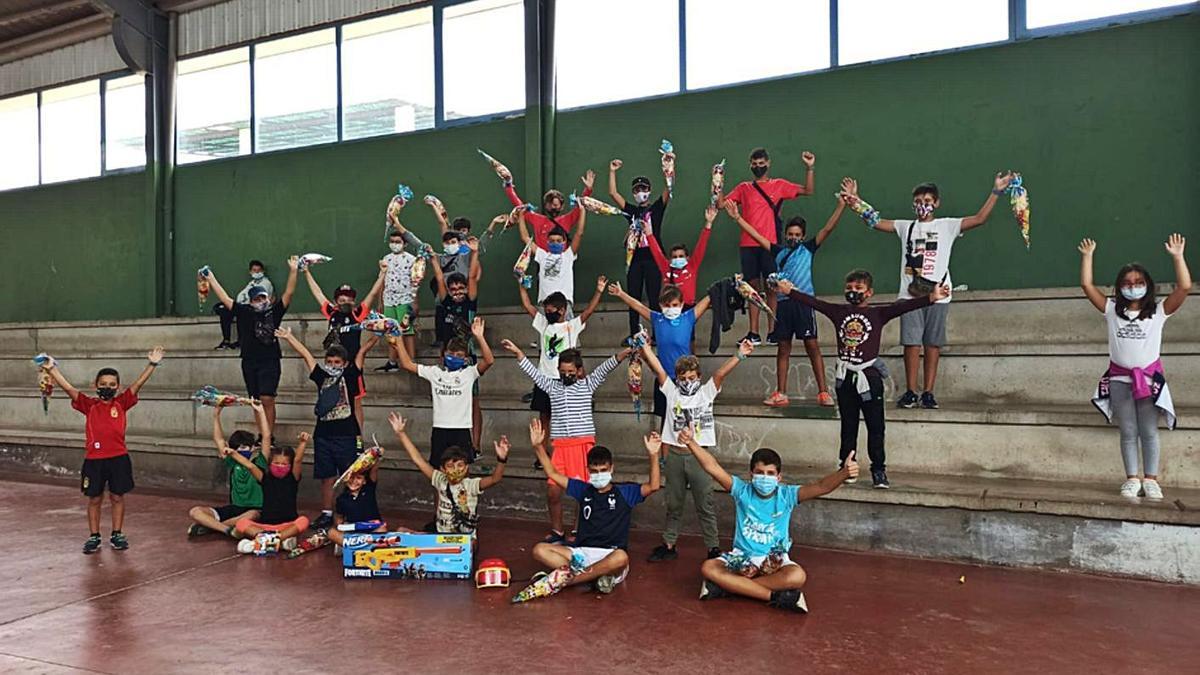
356, 546, 465, 571
513, 239, 536, 289
660, 139, 676, 197
296, 253, 332, 271
190, 385, 256, 408
33, 353, 53, 414
477, 148, 512, 182
196, 265, 211, 308
334, 437, 383, 488
710, 159, 726, 205
734, 273, 775, 320
1006, 173, 1031, 249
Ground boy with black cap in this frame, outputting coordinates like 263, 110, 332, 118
609, 158, 671, 338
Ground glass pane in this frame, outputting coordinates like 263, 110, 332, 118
0, 93, 39, 190
41, 80, 101, 183
177, 47, 251, 164
342, 8, 435, 139
686, 0, 830, 90
443, 0, 525, 120
556, 0, 678, 108
1027, 0, 1192, 28
255, 29, 337, 152
104, 74, 146, 171
838, 0, 1008, 65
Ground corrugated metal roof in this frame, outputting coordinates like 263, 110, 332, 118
0, 0, 101, 43
179, 0, 423, 56
0, 36, 124, 97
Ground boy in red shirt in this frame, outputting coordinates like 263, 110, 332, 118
42, 347, 166, 554
648, 205, 714, 307
496, 162, 595, 250
718, 147, 815, 344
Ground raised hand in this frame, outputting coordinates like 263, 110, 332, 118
776, 279, 795, 296
497, 165, 513, 183
297, 431, 311, 443
274, 326, 293, 340
1078, 238, 1097, 256
609, 159, 623, 172
704, 205, 718, 223
528, 418, 546, 447
841, 176, 858, 197
470, 316, 486, 338
737, 339, 755, 358
801, 151, 816, 167
994, 171, 1014, 191
249, 399, 264, 414
842, 450, 860, 480
677, 426, 694, 446
494, 435, 511, 462
466, 237, 480, 252
388, 411, 408, 436
148, 346, 166, 364
498, 339, 522, 356
643, 431, 662, 456
723, 200, 740, 220
287, 255, 299, 271
378, 259, 388, 271
1166, 233, 1186, 257
581, 169, 596, 189
607, 281, 624, 297
595, 275, 608, 293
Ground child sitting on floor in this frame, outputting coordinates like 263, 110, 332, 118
389, 413, 507, 535
677, 428, 858, 613
229, 432, 312, 555
326, 462, 389, 548
187, 401, 270, 539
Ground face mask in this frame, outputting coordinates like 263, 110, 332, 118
561, 374, 577, 386
751, 165, 768, 179
251, 300, 270, 313
269, 464, 291, 478
445, 466, 469, 483
845, 290, 865, 305
338, 302, 355, 314
1121, 285, 1147, 301
785, 239, 802, 249
912, 202, 935, 219
677, 379, 702, 396
96, 387, 117, 401
633, 190, 651, 204
547, 242, 566, 254
443, 355, 467, 371
545, 311, 562, 324
669, 257, 688, 270
663, 306, 683, 320
444, 243, 461, 255
389, 243, 404, 253
322, 364, 345, 378
589, 472, 612, 489
251, 272, 264, 281
752, 474, 779, 496
236, 445, 253, 459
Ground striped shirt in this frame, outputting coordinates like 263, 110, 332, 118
518, 355, 620, 439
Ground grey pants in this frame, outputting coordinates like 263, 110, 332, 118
663, 449, 719, 548
1109, 380, 1161, 476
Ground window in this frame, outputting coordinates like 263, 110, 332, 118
0, 94, 39, 190
837, 0, 1008, 65
1026, 0, 1193, 28
255, 29, 338, 152
686, 0, 829, 89
442, 0, 525, 120
40, 80, 101, 183
342, 9, 435, 140
177, 48, 250, 164
104, 74, 146, 170
555, 0, 678, 108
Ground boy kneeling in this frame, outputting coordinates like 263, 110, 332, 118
677, 428, 858, 613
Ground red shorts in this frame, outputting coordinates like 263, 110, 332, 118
549, 436, 593, 486
236, 516, 310, 533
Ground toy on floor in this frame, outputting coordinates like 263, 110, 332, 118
475, 558, 511, 589
286, 530, 330, 559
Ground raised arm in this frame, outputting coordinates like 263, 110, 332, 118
723, 201, 772, 251
517, 210, 532, 245
356, 335, 378, 371
466, 239, 481, 300
641, 432, 662, 497
280, 256, 300, 308
211, 406, 228, 454
529, 418, 568, 489
679, 428, 733, 491
430, 252, 448, 301
840, 178, 896, 234
129, 346, 165, 395
361, 260, 388, 310
517, 281, 538, 318
777, 280, 841, 318
479, 435, 509, 490
389, 412, 434, 480
606, 281, 652, 321
960, 172, 1014, 232
470, 317, 495, 375
570, 208, 588, 254
204, 268, 235, 311
799, 451, 859, 502
292, 432, 309, 480
503, 339, 557, 391
391, 335, 420, 375
42, 358, 79, 401
584, 349, 630, 390
639, 342, 668, 386
430, 200, 451, 234
813, 199, 847, 247
607, 159, 627, 209
693, 294, 713, 321
252, 399, 271, 451
800, 151, 816, 195
1077, 238, 1107, 313
578, 275, 607, 324
712, 339, 753, 389
275, 326, 316, 372
692, 207, 715, 268
226, 442, 264, 482
1163, 233, 1192, 315
303, 267, 331, 308
647, 230, 670, 275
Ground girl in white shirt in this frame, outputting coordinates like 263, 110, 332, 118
1079, 234, 1191, 500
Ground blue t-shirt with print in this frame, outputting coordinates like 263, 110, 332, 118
566, 478, 645, 550
651, 308, 697, 379
775, 239, 819, 299
730, 475, 800, 557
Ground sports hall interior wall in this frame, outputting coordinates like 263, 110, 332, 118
0, 14, 1194, 323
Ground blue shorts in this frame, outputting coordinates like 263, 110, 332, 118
314, 436, 360, 480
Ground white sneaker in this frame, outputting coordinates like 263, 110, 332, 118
1141, 479, 1164, 501
1119, 478, 1142, 499
236, 538, 255, 554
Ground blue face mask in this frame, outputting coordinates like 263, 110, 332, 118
751, 474, 779, 496
443, 355, 467, 371
669, 257, 688, 270
236, 445, 253, 459
547, 242, 566, 254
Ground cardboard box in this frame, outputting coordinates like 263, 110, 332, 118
341, 532, 474, 579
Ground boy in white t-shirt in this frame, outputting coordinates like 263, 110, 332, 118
518, 207, 588, 310
394, 317, 494, 465
843, 172, 1013, 410
637, 338, 756, 562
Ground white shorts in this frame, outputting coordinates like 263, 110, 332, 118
718, 548, 797, 578
571, 546, 629, 584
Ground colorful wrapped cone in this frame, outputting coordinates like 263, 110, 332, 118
286, 530, 330, 559
627, 354, 643, 421
190, 385, 256, 408
297, 253, 332, 271
1006, 173, 1031, 249
513, 239, 536, 280
579, 195, 624, 217
33, 354, 53, 414
477, 148, 512, 181
395, 183, 414, 204
660, 139, 676, 196
334, 438, 383, 488
409, 245, 432, 286
841, 193, 881, 228
196, 266, 211, 308
424, 194, 448, 220
357, 312, 402, 338
710, 159, 726, 205
734, 274, 775, 320
510, 564, 574, 604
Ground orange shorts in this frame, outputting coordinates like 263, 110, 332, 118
549, 436, 594, 486
236, 516, 310, 533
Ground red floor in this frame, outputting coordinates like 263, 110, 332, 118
1, 477, 1197, 674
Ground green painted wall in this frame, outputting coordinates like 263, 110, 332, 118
0, 172, 151, 322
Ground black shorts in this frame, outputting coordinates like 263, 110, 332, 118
653, 381, 667, 419
430, 427, 476, 467
314, 436, 360, 480
214, 504, 257, 521
81, 455, 134, 497
241, 359, 282, 399
739, 246, 778, 282
529, 385, 552, 414
770, 299, 818, 341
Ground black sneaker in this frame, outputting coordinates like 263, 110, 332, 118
228, 341, 239, 350
768, 589, 809, 613
83, 534, 101, 555
542, 530, 566, 545
374, 362, 399, 373
765, 333, 778, 346
187, 523, 211, 538
699, 579, 727, 601
110, 531, 129, 551
896, 390, 919, 408
533, 458, 543, 471
920, 391, 940, 409
871, 469, 890, 489
214, 341, 230, 350
706, 547, 722, 560
521, 391, 534, 403
743, 332, 763, 346
647, 544, 678, 562
312, 513, 334, 531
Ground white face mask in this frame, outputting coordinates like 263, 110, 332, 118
662, 306, 682, 320
588, 472, 612, 489
389, 243, 404, 253
633, 190, 651, 204
444, 243, 461, 255
250, 272, 264, 281
1121, 285, 1147, 301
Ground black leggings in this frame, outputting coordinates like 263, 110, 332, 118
836, 369, 886, 471
626, 256, 662, 336
213, 303, 235, 342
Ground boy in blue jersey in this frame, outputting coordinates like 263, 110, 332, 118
726, 194, 846, 408
677, 427, 858, 613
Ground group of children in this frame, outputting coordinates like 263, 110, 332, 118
41, 145, 1191, 612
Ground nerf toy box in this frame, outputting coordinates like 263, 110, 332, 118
342, 532, 474, 579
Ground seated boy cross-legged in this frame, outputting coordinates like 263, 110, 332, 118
514, 419, 661, 602
677, 428, 858, 613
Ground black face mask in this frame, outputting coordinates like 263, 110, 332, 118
96, 387, 118, 401
338, 302, 355, 314
751, 165, 768, 179
545, 311, 562, 324
845, 291, 865, 305
561, 374, 577, 386
785, 239, 802, 249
